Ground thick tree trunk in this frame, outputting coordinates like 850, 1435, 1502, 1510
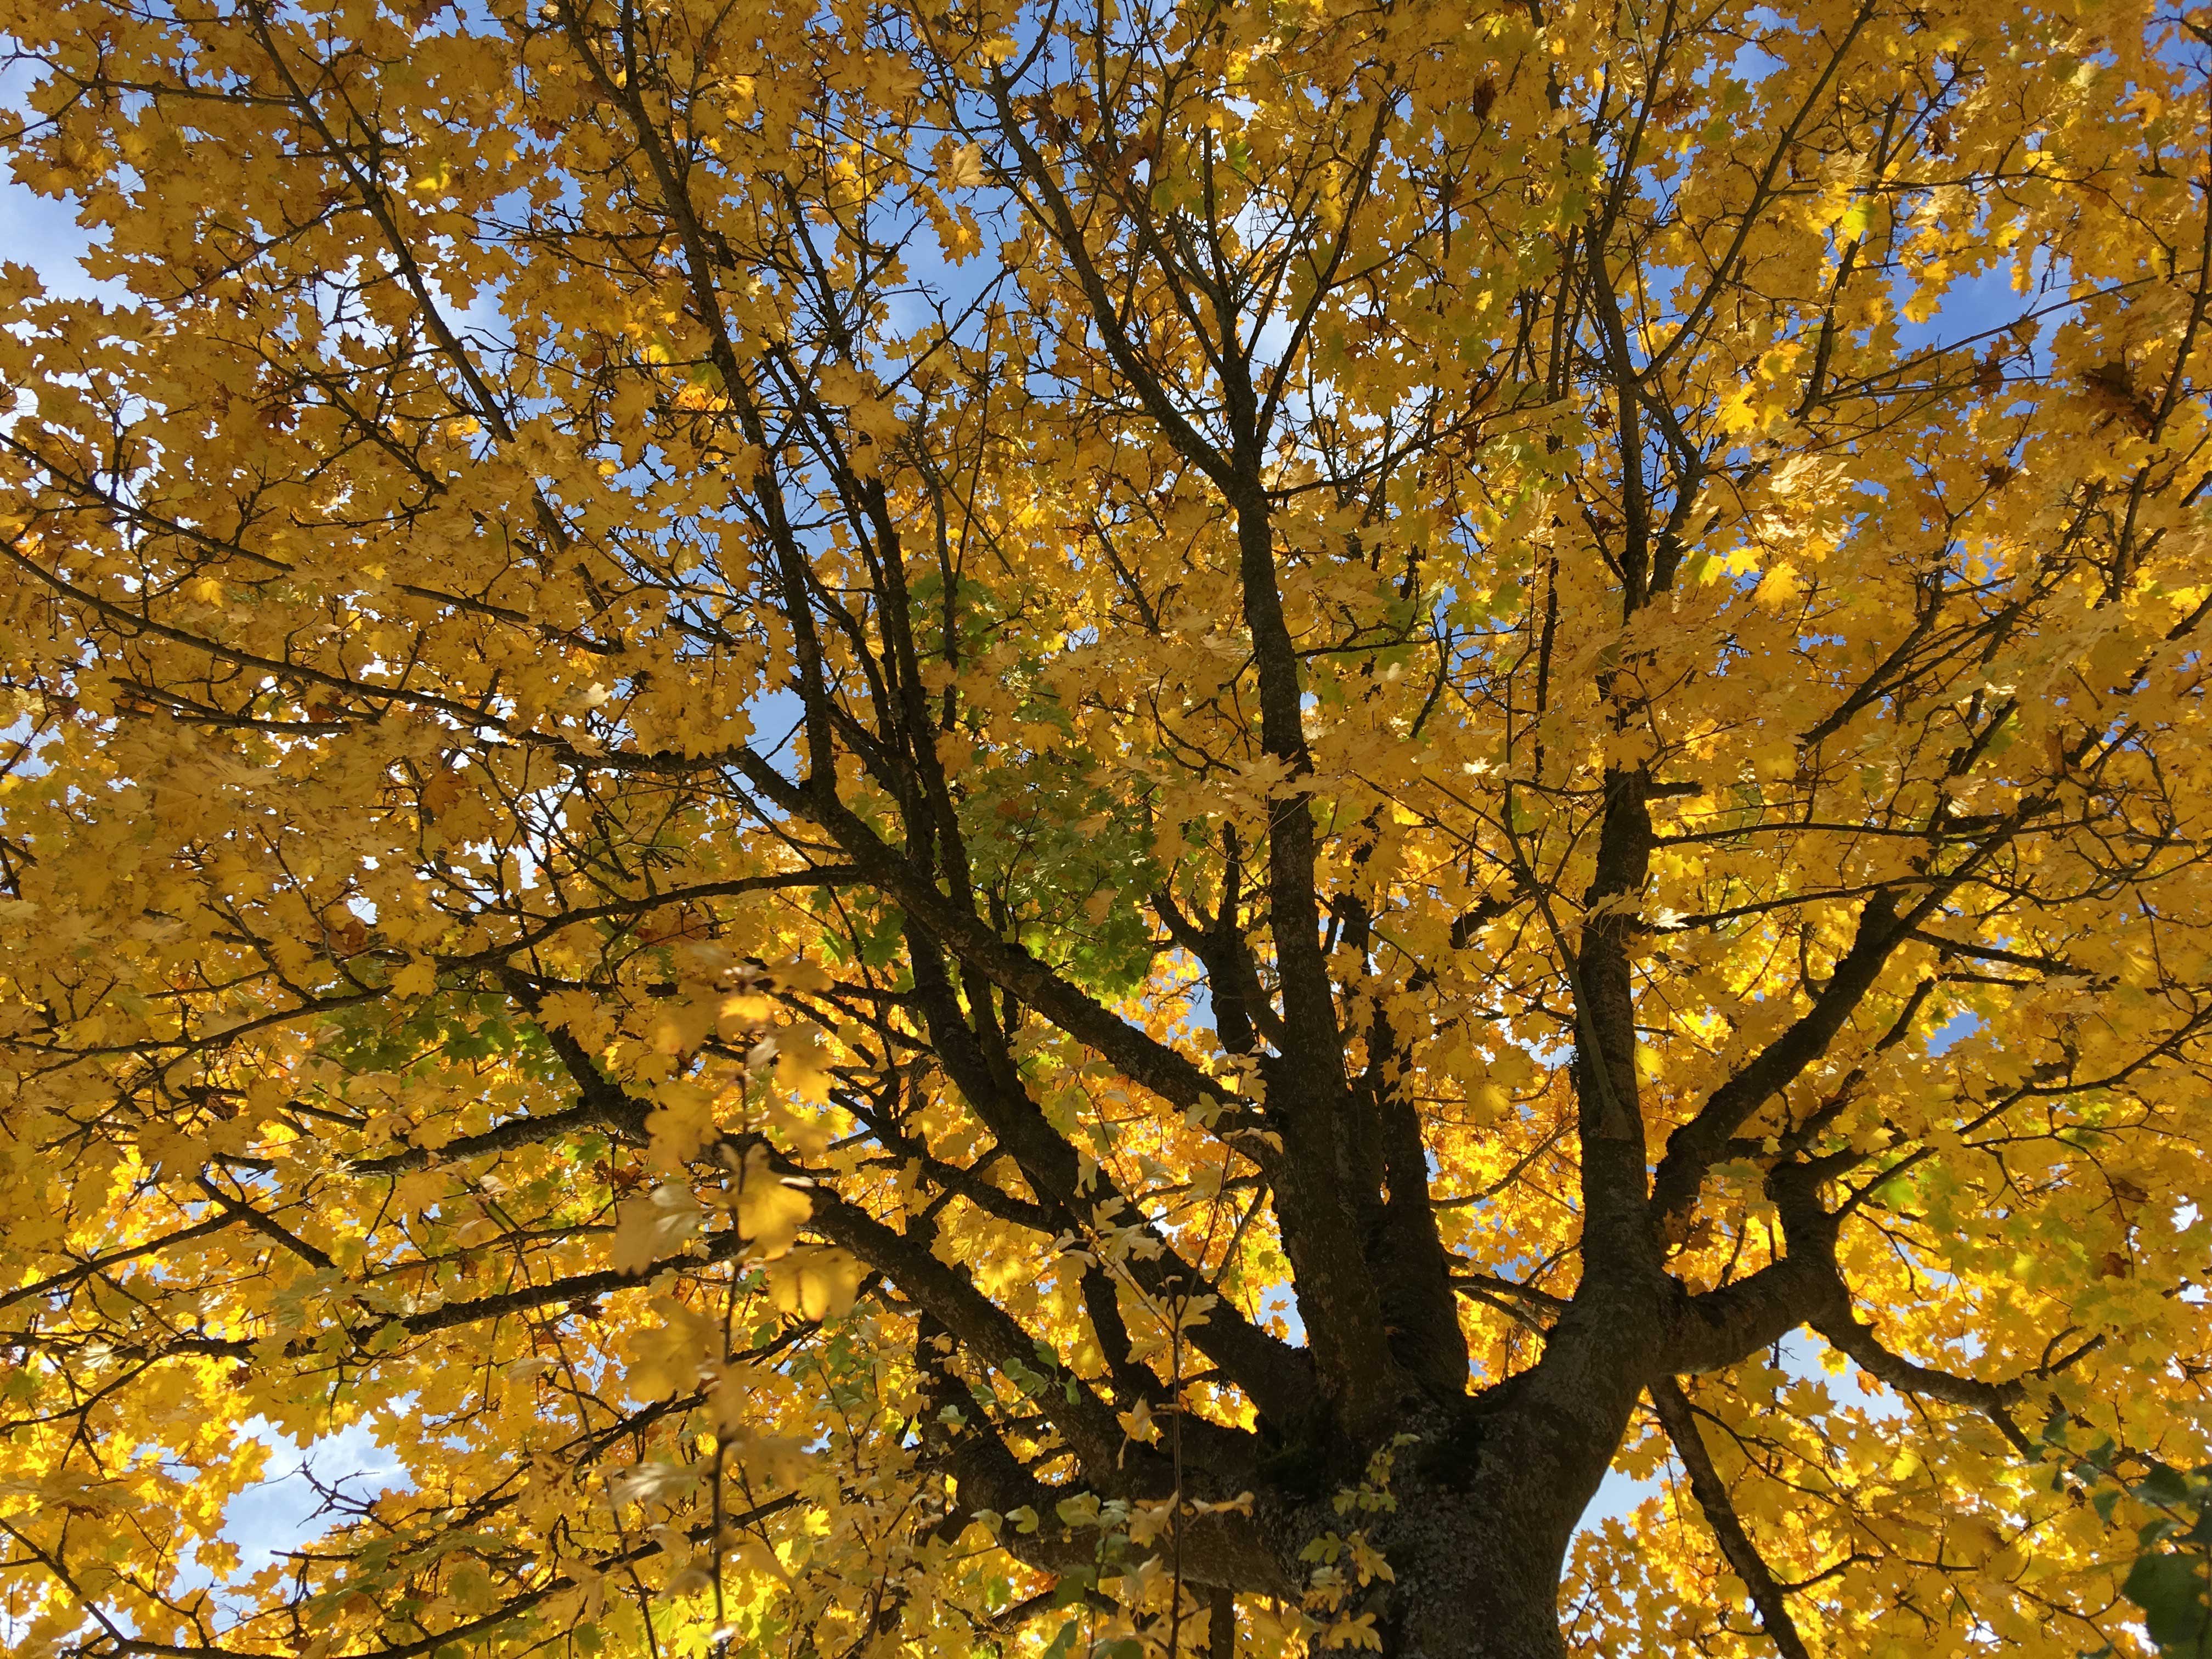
1363, 1469, 1589, 1658
1371, 1510, 1577, 1656
1329, 1340, 1641, 1658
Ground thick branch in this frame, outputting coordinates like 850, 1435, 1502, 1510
1649, 889, 1911, 1223
1649, 1378, 1814, 1659
1809, 1304, 2032, 1457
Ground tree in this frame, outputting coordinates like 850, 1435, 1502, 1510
2, 0, 2210, 1652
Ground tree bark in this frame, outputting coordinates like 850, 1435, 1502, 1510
1363, 1477, 1588, 1659
1326, 1379, 1640, 1659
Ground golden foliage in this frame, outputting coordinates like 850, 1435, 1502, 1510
1, 0, 2210, 1654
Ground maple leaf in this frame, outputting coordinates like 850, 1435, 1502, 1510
612, 1183, 704, 1275
937, 140, 986, 191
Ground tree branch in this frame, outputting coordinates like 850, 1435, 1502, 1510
1649, 1378, 1814, 1659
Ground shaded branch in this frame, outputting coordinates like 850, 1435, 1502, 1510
1649, 1377, 1814, 1659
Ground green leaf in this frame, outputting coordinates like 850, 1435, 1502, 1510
2142, 1464, 2193, 1507
2121, 1551, 2212, 1654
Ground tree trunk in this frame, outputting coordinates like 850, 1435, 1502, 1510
1363, 1479, 1584, 1658
1336, 1361, 1639, 1658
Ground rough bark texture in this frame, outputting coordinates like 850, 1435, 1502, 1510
1367, 1406, 1636, 1658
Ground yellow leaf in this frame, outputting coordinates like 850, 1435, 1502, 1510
613, 1183, 703, 1275
938, 142, 986, 191
1752, 562, 1803, 610
390, 961, 438, 999
735, 1147, 812, 1256
765, 1246, 861, 1321
773, 1025, 833, 1104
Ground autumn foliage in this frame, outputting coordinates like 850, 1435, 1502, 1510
3, 0, 2212, 1654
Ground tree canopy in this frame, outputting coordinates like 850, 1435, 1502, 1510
3, 0, 2211, 1654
